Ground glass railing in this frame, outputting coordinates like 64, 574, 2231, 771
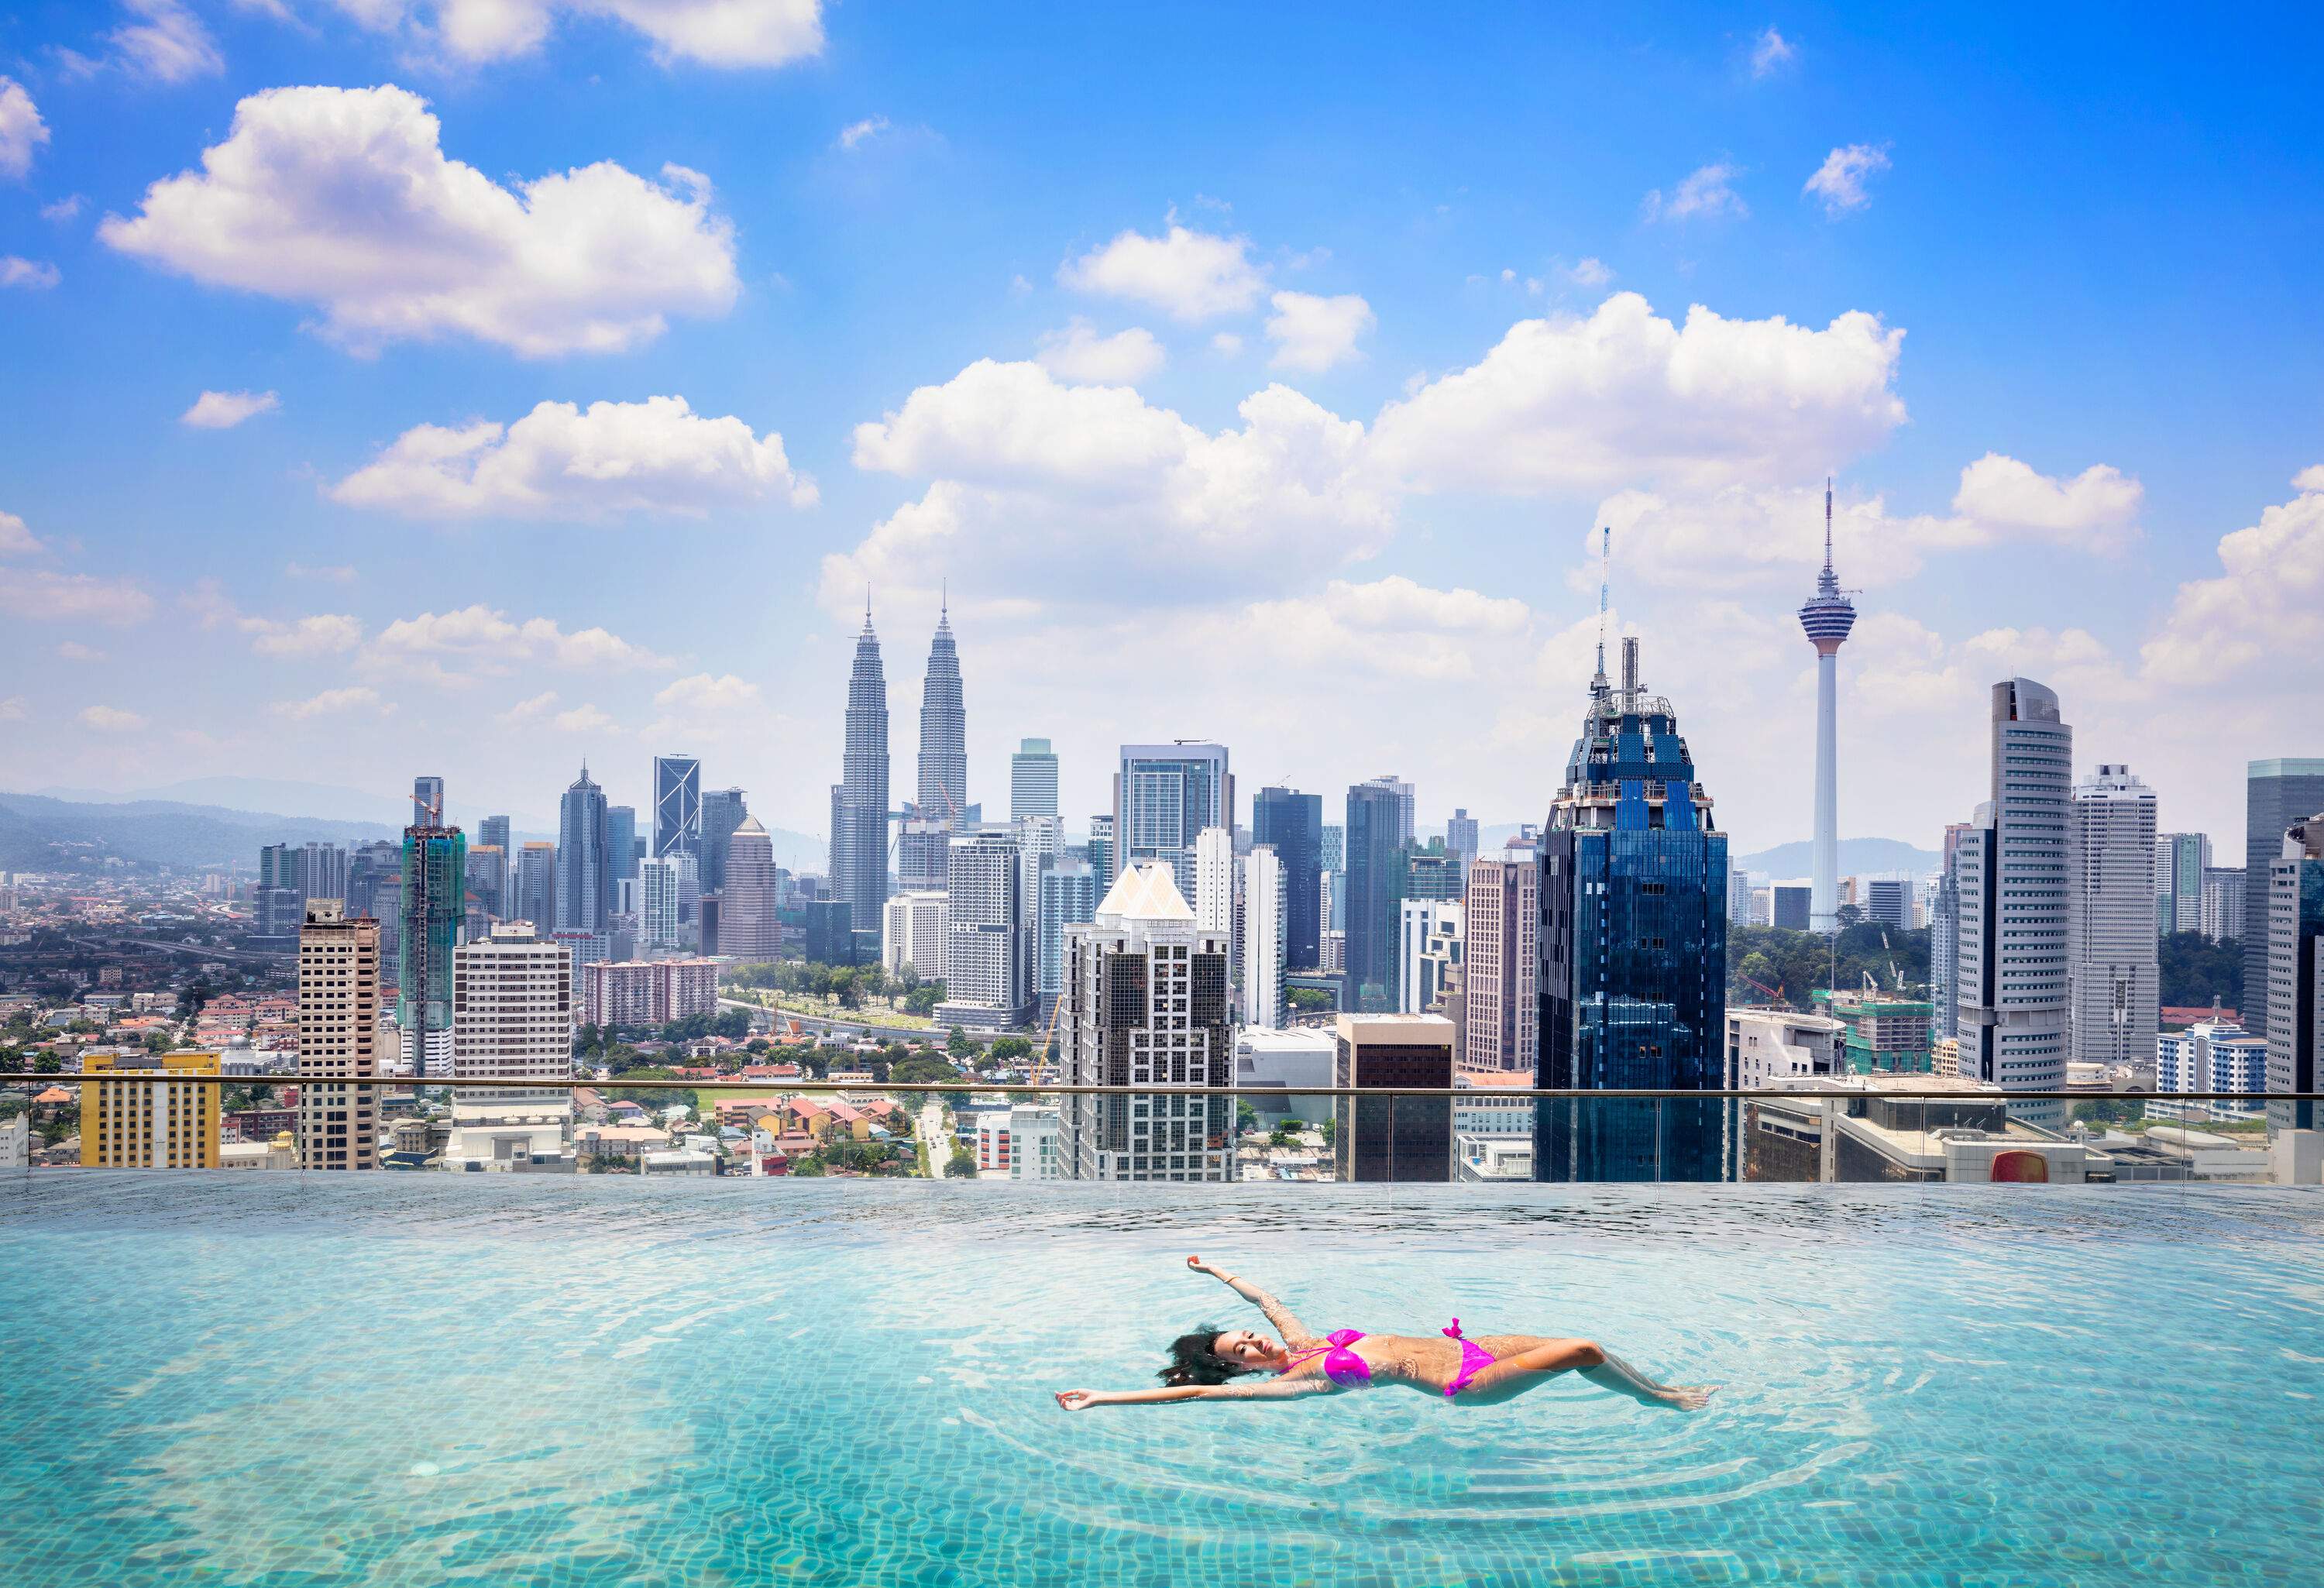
4, 1072, 2315, 1187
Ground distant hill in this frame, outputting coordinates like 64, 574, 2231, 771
1733, 837, 1941, 881
0, 789, 827, 878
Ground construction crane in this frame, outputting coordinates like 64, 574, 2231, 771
404, 787, 443, 826
1879, 930, 1903, 991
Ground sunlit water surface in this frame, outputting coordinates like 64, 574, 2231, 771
4, 1174, 2320, 1586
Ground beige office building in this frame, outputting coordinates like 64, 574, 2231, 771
82, 1050, 221, 1169
297, 899, 380, 1170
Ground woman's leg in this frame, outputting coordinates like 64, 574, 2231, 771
1452, 1336, 1714, 1410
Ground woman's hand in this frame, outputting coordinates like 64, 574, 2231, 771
1055, 1389, 1100, 1411
1187, 1255, 1222, 1277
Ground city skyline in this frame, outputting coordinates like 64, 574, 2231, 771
5, 9, 2322, 858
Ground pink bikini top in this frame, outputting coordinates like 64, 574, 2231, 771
1278, 1329, 1371, 1388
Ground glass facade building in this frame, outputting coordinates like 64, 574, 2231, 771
397, 825, 466, 1079
555, 765, 611, 934
1343, 783, 1403, 1013
2244, 760, 2324, 1039
1253, 786, 1322, 971
699, 786, 748, 894
653, 754, 702, 860
1536, 638, 1728, 1182
1113, 744, 1230, 898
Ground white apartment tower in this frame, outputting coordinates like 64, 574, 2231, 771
297, 899, 379, 1170
1194, 824, 1236, 937
1060, 863, 1234, 1181
943, 831, 1030, 1026
445, 922, 575, 1168
2069, 764, 2159, 1071
1242, 844, 1285, 1029
638, 855, 682, 951
882, 890, 949, 981
1956, 678, 2073, 1129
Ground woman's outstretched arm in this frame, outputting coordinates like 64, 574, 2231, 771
1186, 1256, 1319, 1346
1056, 1378, 1335, 1411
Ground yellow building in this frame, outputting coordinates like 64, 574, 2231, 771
81, 1050, 221, 1169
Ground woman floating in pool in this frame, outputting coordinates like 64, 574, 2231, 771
1054, 1256, 1714, 1413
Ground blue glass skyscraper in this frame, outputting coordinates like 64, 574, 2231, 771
555, 765, 610, 933
1535, 636, 1728, 1181
1253, 786, 1323, 971
398, 823, 466, 1080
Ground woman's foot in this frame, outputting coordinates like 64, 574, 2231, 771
1660, 1385, 1717, 1411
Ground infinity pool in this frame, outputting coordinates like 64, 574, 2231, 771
5, 1174, 2320, 1586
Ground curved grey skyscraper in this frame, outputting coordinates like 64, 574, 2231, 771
917, 603, 967, 821
555, 763, 610, 933
831, 604, 892, 932
1797, 481, 1855, 934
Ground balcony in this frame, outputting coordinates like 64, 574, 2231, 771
4, 1073, 2322, 1584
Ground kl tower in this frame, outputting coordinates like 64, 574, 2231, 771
1797, 479, 1856, 935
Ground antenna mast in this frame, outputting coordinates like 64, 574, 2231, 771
1591, 524, 1611, 694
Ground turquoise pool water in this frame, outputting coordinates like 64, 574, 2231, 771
4, 1175, 2320, 1586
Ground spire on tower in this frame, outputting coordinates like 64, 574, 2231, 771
1590, 524, 1611, 696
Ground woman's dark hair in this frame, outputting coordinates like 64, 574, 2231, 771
1160, 1324, 1255, 1387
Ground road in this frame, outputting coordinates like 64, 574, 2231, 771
920, 1097, 958, 1179
716, 996, 936, 1046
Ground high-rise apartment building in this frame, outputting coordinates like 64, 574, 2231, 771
1194, 825, 1236, 939
2244, 761, 2324, 1038
1344, 782, 1403, 1013
1462, 852, 1537, 1075
445, 920, 574, 1167
1865, 878, 1910, 927
830, 609, 892, 933
638, 856, 682, 951
398, 824, 466, 1079
652, 754, 702, 860
555, 764, 611, 935
1113, 743, 1231, 895
720, 816, 783, 958
297, 899, 378, 1170
1929, 822, 1973, 1047
2201, 867, 2247, 944
81, 1050, 221, 1168
2264, 812, 2324, 1133
413, 775, 446, 829
515, 840, 556, 930
882, 890, 950, 981
1399, 899, 1463, 1016
699, 787, 748, 895
1086, 814, 1115, 885
1334, 1013, 1454, 1182
2156, 831, 2210, 937
1536, 636, 1728, 1181
1446, 809, 1480, 871
1242, 844, 1285, 1029
1956, 678, 2072, 1129
1011, 737, 1059, 821
940, 830, 1030, 1028
1253, 786, 1322, 971
466, 844, 507, 919
1060, 864, 1233, 1181
581, 957, 717, 1028
2069, 765, 2158, 1071
480, 813, 511, 857
1037, 859, 1098, 1023
1797, 482, 1856, 935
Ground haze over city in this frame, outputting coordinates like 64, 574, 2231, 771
4, 5, 2319, 853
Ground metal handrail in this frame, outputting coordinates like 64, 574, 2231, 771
3, 1073, 2313, 1103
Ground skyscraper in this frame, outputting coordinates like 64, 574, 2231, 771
1253, 786, 1322, 971
1059, 863, 1232, 1181
652, 754, 702, 860
699, 786, 748, 895
515, 840, 556, 930
466, 844, 507, 919
445, 921, 574, 1169
480, 813, 511, 857
940, 830, 1030, 1029
1086, 815, 1115, 886
1536, 636, 1728, 1181
831, 607, 892, 933
1242, 844, 1285, 1028
1446, 809, 1480, 871
1194, 825, 1236, 937
1798, 481, 1856, 936
720, 815, 783, 959
1344, 782, 1403, 1013
918, 604, 968, 821
297, 899, 378, 1170
1114, 743, 1231, 895
1012, 737, 1060, 821
2244, 760, 2324, 1038
1037, 861, 1098, 1023
397, 823, 466, 1079
413, 775, 445, 829
2156, 831, 2210, 936
638, 855, 682, 951
1365, 775, 1416, 848
1957, 678, 2073, 1129
1461, 851, 1537, 1075
2070, 765, 2158, 1072
883, 891, 950, 981
2264, 812, 2324, 1133
605, 806, 637, 883
555, 764, 611, 935
1335, 1013, 1455, 1182
1929, 821, 1973, 1046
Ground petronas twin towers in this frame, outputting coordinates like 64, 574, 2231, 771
830, 600, 968, 933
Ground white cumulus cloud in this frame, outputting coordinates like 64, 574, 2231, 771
364, 606, 669, 686
64, 1, 222, 85
1, 256, 60, 289
1567, 256, 1613, 287
80, 705, 148, 732
1751, 26, 1797, 77
837, 115, 889, 150
0, 509, 41, 556
100, 84, 740, 356
1264, 290, 1374, 373
1368, 291, 1905, 493
1058, 220, 1266, 321
1033, 318, 1167, 384
2142, 469, 2324, 687
325, 0, 824, 67
271, 686, 386, 720
1803, 143, 1892, 215
0, 77, 49, 180
180, 389, 280, 428
0, 572, 155, 624
328, 394, 814, 519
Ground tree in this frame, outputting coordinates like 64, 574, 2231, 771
946, 1025, 977, 1059
987, 1036, 1033, 1063
899, 963, 921, 995
1268, 1122, 1297, 1149
2159, 931, 2242, 1010
944, 1146, 978, 1178
1319, 1116, 1337, 1147
1236, 1099, 1259, 1137
1286, 987, 1334, 1012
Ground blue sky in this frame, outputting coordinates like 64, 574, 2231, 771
3, 2, 2320, 860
